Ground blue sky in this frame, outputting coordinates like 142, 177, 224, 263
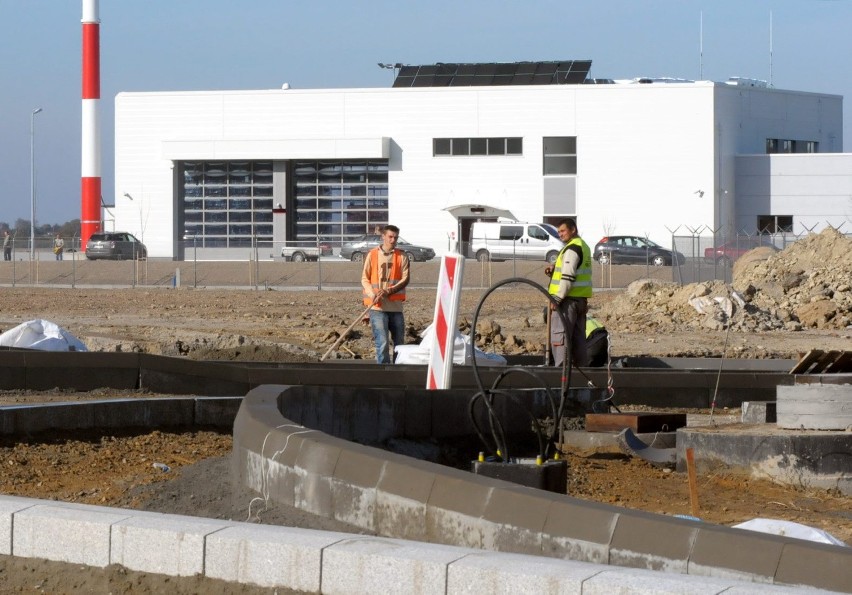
2, 0, 850, 227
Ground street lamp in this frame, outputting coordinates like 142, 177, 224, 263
377, 62, 403, 82
30, 107, 43, 261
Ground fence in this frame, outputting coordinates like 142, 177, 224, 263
0, 230, 843, 291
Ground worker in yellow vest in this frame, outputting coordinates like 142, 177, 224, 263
361, 224, 410, 363
544, 218, 593, 367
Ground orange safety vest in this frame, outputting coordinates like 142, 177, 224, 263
363, 247, 406, 307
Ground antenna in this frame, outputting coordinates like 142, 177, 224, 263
699, 11, 704, 80
769, 10, 773, 87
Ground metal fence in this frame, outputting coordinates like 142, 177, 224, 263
0, 230, 845, 291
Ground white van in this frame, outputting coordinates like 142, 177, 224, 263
470, 221, 564, 263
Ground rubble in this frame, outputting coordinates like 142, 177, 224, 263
598, 228, 852, 334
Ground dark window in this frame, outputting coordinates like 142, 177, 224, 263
499, 226, 523, 241
434, 138, 451, 155
543, 136, 577, 175
757, 215, 794, 233
433, 137, 523, 157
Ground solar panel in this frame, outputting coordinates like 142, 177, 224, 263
389, 61, 593, 87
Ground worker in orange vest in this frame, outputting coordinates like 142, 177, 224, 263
361, 224, 410, 363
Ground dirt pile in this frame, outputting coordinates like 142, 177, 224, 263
598, 228, 852, 335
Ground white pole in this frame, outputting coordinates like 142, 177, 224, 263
30, 107, 43, 262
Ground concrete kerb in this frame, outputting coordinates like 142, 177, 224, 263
0, 395, 847, 592
233, 384, 852, 593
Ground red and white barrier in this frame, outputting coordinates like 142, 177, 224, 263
426, 253, 464, 389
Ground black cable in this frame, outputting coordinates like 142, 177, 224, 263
469, 277, 572, 461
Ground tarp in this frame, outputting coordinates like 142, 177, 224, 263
732, 518, 846, 547
395, 323, 506, 366
0, 319, 88, 352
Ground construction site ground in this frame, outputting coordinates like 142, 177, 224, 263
0, 228, 851, 592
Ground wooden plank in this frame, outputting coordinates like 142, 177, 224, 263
790, 349, 824, 374
585, 412, 687, 434
810, 350, 842, 374
824, 351, 852, 374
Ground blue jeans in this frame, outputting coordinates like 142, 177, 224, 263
369, 310, 405, 364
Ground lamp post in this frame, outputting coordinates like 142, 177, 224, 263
377, 62, 403, 82
30, 107, 43, 261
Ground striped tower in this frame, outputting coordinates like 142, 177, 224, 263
81, 0, 101, 246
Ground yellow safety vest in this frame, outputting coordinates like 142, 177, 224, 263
549, 237, 593, 298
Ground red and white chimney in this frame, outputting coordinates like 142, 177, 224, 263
81, 0, 101, 246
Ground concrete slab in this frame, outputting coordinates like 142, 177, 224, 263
14, 504, 131, 567
0, 496, 38, 555
320, 536, 467, 595
677, 425, 852, 494
608, 510, 699, 573
205, 524, 350, 591
446, 551, 598, 593
742, 401, 777, 424
777, 384, 852, 430
111, 514, 232, 576
688, 524, 785, 583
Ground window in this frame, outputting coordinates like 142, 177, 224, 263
433, 137, 523, 156
291, 160, 389, 244
766, 138, 818, 154
179, 160, 275, 247
499, 225, 523, 241
757, 215, 793, 233
543, 136, 577, 175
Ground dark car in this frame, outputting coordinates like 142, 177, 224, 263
85, 232, 147, 260
704, 238, 779, 266
340, 235, 435, 262
593, 235, 684, 266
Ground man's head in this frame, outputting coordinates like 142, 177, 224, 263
556, 218, 578, 243
381, 224, 399, 252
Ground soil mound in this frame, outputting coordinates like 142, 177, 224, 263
598, 228, 852, 333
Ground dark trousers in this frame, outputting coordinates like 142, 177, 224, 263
550, 297, 588, 367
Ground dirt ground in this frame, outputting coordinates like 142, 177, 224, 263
0, 277, 849, 591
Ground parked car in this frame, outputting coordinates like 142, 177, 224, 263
593, 235, 684, 266
703, 238, 779, 266
280, 240, 333, 262
340, 235, 435, 262
85, 232, 147, 260
469, 221, 563, 263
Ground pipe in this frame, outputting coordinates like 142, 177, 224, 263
81, 0, 102, 247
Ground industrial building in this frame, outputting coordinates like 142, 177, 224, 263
112, 61, 847, 259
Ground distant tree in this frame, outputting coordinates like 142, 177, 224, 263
14, 218, 31, 235
60, 220, 81, 239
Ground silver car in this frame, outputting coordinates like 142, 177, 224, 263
340, 235, 435, 262
85, 232, 147, 260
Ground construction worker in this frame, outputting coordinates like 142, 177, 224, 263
585, 317, 609, 367
544, 218, 593, 367
361, 224, 410, 363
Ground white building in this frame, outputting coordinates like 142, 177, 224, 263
112, 61, 845, 259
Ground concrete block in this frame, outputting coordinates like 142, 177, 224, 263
774, 540, 852, 593
777, 384, 852, 430
425, 468, 496, 548
473, 458, 567, 492
582, 568, 747, 594
205, 524, 350, 590
688, 524, 784, 583
608, 510, 698, 573
447, 551, 601, 593
541, 497, 618, 564
403, 387, 432, 438
741, 401, 777, 424
194, 396, 242, 427
14, 504, 131, 567
6, 401, 95, 434
91, 398, 196, 429
321, 537, 467, 595
111, 514, 231, 576
480, 487, 552, 555
293, 435, 342, 517
375, 457, 437, 540
0, 496, 37, 555
331, 443, 387, 530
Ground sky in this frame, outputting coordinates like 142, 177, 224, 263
2, 0, 851, 227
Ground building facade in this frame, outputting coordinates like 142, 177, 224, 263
113, 66, 843, 260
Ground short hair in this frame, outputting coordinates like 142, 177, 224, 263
557, 218, 577, 231
383, 224, 400, 235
